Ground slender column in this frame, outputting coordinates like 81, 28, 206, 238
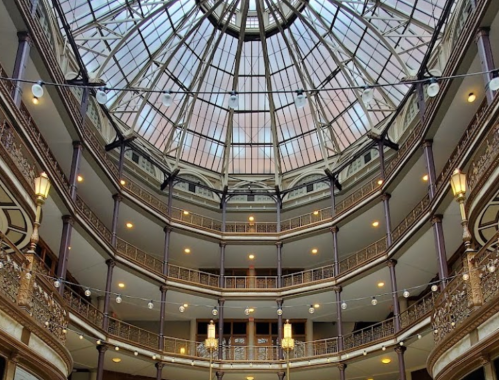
69, 141, 83, 200
415, 82, 427, 121
381, 193, 393, 246
11, 32, 32, 107
422, 140, 437, 199
219, 242, 226, 288
156, 362, 164, 380
276, 198, 282, 233
117, 142, 126, 178
56, 216, 74, 295
248, 317, 255, 360
277, 298, 283, 360
338, 363, 347, 380
163, 226, 172, 275
277, 372, 285, 380
218, 298, 225, 360
216, 371, 224, 380
102, 259, 116, 331
79, 87, 90, 124
378, 141, 386, 181
474, 27, 497, 105
96, 345, 108, 380
158, 286, 167, 350
387, 260, 401, 332
431, 215, 449, 289
221, 197, 227, 232
110, 194, 122, 247
331, 226, 340, 276
276, 242, 283, 287
330, 180, 336, 214
395, 346, 407, 380
334, 286, 343, 351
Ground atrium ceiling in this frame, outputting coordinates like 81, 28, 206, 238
57, 0, 447, 175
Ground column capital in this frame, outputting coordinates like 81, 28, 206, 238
219, 242, 227, 248
163, 225, 172, 233
17, 31, 31, 44
330, 226, 339, 233
112, 193, 123, 202
386, 259, 397, 268
333, 285, 342, 293
277, 371, 285, 380
275, 241, 283, 248
381, 193, 391, 201
276, 298, 283, 307
337, 363, 347, 371
218, 298, 225, 306
394, 345, 407, 355
431, 214, 444, 224
96, 344, 108, 354
476, 27, 491, 39
61, 215, 74, 225
216, 371, 225, 380
106, 259, 116, 268
9, 350, 20, 363
423, 139, 433, 148
155, 362, 164, 370
73, 140, 83, 149
160, 285, 168, 293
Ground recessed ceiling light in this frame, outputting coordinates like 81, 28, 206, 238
180, 347, 186, 354
184, 248, 191, 254
120, 179, 126, 186
68, 246, 71, 250
77, 175, 84, 182
248, 254, 255, 260
247, 377, 254, 380
118, 283, 125, 288
467, 93, 476, 103
311, 248, 318, 254
422, 174, 429, 182
381, 358, 391, 364
313, 210, 319, 216
112, 358, 121, 363
248, 216, 255, 222
183, 210, 190, 215
313, 303, 320, 308
372, 221, 379, 227
126, 222, 133, 229
183, 303, 189, 308
248, 308, 255, 313
377, 282, 385, 288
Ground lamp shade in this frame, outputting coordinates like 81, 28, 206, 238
162, 91, 173, 107
427, 79, 440, 98
34, 172, 51, 199
489, 77, 499, 92
205, 320, 218, 349
228, 91, 239, 109
450, 169, 467, 199
207, 320, 216, 339
284, 320, 292, 339
32, 82, 44, 98
282, 320, 295, 349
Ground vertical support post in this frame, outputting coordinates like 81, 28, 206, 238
158, 286, 167, 350
56, 216, 74, 295
331, 226, 340, 276
381, 193, 393, 246
96, 345, 107, 380
277, 372, 285, 380
79, 87, 90, 125
116, 142, 126, 182
69, 141, 83, 201
415, 83, 427, 121
110, 194, 122, 247
330, 180, 336, 214
338, 363, 347, 380
218, 298, 225, 360
422, 140, 437, 199
167, 180, 174, 216
475, 28, 497, 105
221, 197, 227, 232
163, 226, 172, 275
276, 242, 283, 287
277, 298, 283, 360
276, 198, 282, 233
155, 362, 164, 380
431, 215, 449, 289
378, 140, 386, 181
334, 286, 343, 351
11, 32, 31, 107
216, 371, 224, 380
395, 346, 407, 380
387, 259, 401, 332
219, 242, 226, 288
102, 259, 116, 331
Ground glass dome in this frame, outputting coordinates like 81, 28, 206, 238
58, 0, 446, 175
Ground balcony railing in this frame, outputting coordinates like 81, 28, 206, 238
224, 276, 278, 289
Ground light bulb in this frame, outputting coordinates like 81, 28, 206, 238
399, 341, 404, 346
244, 308, 250, 316
427, 79, 440, 98
489, 77, 499, 91
308, 305, 315, 314
85, 288, 91, 297
403, 289, 410, 298
462, 273, 469, 281
212, 307, 218, 316
0, 261, 4, 269
147, 300, 154, 309
45, 321, 49, 326
179, 305, 185, 313
63, 328, 67, 334
371, 297, 378, 306
362, 87, 374, 105
277, 308, 283, 316
115, 346, 119, 351
96, 340, 102, 345
152, 355, 157, 360
295, 90, 307, 109
32, 81, 44, 98
431, 284, 438, 292
54, 279, 61, 288
116, 295, 122, 304
134, 351, 138, 356
228, 91, 238, 109
434, 328, 439, 334
162, 91, 173, 107
363, 350, 367, 356
382, 345, 386, 351
25, 271, 32, 280
79, 334, 84, 340
341, 301, 347, 310
417, 334, 422, 340
487, 261, 496, 273
33, 96, 39, 105
96, 87, 108, 105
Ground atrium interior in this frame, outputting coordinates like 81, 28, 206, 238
0, 0, 498, 380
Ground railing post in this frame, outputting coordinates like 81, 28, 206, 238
102, 259, 116, 331
216, 371, 224, 380
334, 286, 343, 351
17, 253, 36, 311
394, 345, 407, 380
431, 214, 449, 289
159, 286, 167, 351
463, 249, 484, 308
387, 259, 401, 332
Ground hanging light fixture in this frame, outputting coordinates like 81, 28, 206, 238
179, 305, 185, 313
228, 91, 239, 109
426, 78, 440, 98
489, 76, 499, 91
84, 288, 92, 297
212, 306, 218, 316
116, 294, 122, 304
277, 308, 283, 316
295, 89, 307, 109
341, 301, 347, 310
54, 278, 61, 288
371, 296, 378, 306
362, 87, 374, 105
162, 91, 173, 107
308, 305, 315, 314
147, 300, 154, 309
32, 80, 44, 103
403, 289, 410, 298
431, 284, 438, 292
96, 87, 108, 105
